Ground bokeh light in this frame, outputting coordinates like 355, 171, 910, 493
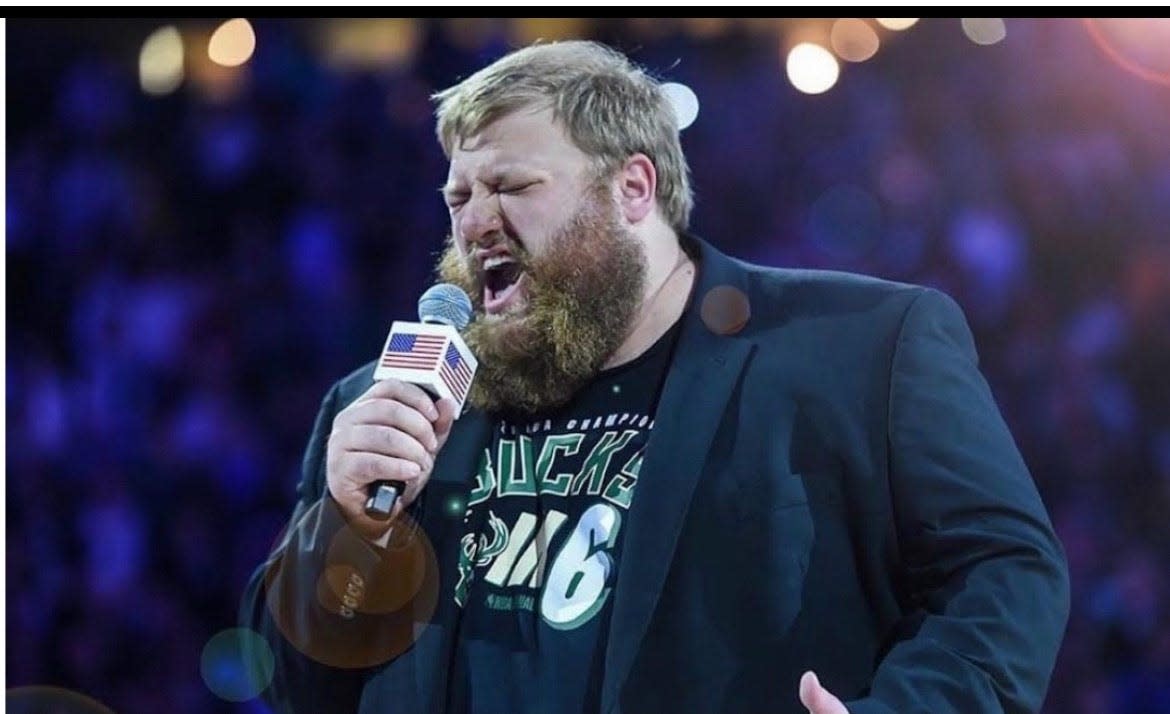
263, 509, 439, 669
322, 18, 421, 69
447, 493, 468, 518
961, 18, 1007, 46
8, 687, 115, 714
138, 25, 184, 96
875, 18, 919, 31
786, 43, 840, 95
208, 18, 256, 67
830, 18, 881, 63
660, 82, 700, 130
201, 628, 275, 702
1084, 18, 1170, 86
510, 17, 592, 44
700, 286, 751, 336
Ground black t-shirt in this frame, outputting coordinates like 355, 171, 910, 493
446, 319, 681, 714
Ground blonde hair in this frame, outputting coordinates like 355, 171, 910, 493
432, 40, 693, 233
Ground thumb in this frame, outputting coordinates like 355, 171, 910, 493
799, 671, 849, 714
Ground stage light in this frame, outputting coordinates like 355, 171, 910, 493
786, 43, 840, 95
830, 19, 880, 63
875, 18, 919, 31
139, 25, 184, 96
208, 18, 256, 67
961, 18, 1007, 46
661, 82, 700, 130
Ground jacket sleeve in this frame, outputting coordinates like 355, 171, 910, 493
846, 289, 1070, 714
238, 381, 422, 714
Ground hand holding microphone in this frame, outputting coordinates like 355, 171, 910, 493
325, 284, 477, 537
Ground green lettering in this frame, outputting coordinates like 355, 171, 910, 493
468, 449, 496, 506
499, 436, 538, 496
602, 447, 643, 509
536, 433, 585, 496
570, 430, 638, 496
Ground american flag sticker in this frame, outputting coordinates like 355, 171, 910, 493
374, 322, 477, 414
439, 343, 473, 403
381, 333, 448, 371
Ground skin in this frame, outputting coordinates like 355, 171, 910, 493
800, 671, 849, 714
325, 379, 457, 538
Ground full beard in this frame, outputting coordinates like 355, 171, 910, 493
436, 191, 647, 416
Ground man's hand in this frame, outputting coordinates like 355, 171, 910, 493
325, 378, 457, 539
799, 671, 848, 714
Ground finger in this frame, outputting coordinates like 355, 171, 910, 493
798, 671, 847, 714
355, 379, 439, 421
338, 425, 432, 472
433, 398, 458, 446
341, 399, 438, 452
338, 451, 422, 489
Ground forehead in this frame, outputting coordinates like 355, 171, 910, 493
447, 107, 592, 180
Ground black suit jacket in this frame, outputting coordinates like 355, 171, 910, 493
241, 237, 1069, 713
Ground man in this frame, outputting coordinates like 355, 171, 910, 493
241, 40, 1069, 714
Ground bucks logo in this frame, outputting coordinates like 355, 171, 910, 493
453, 511, 508, 606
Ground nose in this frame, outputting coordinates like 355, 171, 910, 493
456, 192, 503, 251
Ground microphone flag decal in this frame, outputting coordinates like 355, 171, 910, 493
374, 321, 478, 416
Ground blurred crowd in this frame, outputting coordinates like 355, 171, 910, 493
7, 17, 1170, 714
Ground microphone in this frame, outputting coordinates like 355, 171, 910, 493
364, 284, 478, 520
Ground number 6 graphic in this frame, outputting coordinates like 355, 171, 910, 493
541, 503, 622, 630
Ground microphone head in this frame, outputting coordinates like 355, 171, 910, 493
418, 283, 473, 330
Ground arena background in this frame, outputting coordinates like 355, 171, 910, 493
6, 16, 1170, 714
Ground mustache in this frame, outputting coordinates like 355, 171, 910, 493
468, 233, 529, 264
443, 233, 532, 299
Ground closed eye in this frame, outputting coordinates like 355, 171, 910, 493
499, 182, 537, 195
444, 193, 469, 210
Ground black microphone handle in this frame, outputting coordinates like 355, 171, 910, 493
365, 480, 407, 521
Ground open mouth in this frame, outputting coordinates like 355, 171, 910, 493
482, 257, 525, 314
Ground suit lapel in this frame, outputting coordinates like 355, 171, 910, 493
601, 239, 755, 713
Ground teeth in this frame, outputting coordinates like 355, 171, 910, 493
483, 255, 516, 270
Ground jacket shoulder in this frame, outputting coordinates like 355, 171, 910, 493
737, 261, 932, 333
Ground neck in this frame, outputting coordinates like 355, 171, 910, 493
603, 232, 695, 370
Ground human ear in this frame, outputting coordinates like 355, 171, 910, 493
616, 153, 657, 224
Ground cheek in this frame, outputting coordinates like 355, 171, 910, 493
450, 215, 469, 251
501, 201, 563, 250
